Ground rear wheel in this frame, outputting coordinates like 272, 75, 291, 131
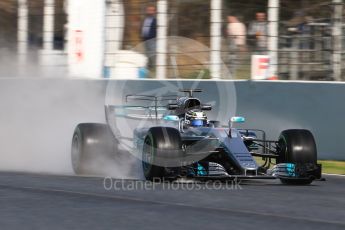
277, 129, 317, 185
142, 127, 182, 181
71, 123, 115, 175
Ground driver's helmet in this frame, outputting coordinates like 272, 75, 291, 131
186, 109, 207, 127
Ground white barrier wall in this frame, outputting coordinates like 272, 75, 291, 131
0, 79, 343, 174
235, 81, 345, 161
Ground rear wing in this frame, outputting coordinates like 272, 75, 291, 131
108, 94, 178, 120
107, 105, 167, 120
125, 95, 177, 102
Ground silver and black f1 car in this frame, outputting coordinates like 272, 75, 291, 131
71, 89, 322, 185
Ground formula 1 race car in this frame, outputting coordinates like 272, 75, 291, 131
71, 89, 322, 185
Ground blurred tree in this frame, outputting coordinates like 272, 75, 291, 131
0, 0, 17, 49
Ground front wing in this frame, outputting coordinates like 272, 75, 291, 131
184, 162, 322, 181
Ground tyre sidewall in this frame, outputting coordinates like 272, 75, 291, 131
71, 123, 115, 175
142, 127, 182, 180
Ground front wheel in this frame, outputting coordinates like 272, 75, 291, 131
277, 129, 318, 185
142, 127, 183, 181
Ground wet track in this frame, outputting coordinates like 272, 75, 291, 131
0, 172, 344, 230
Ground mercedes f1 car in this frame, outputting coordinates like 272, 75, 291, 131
71, 89, 322, 185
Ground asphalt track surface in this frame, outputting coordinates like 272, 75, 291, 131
0, 172, 344, 230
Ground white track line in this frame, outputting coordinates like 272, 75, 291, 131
322, 173, 345, 177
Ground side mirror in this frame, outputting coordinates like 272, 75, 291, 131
228, 116, 245, 137
201, 104, 212, 111
167, 104, 178, 110
230, 116, 245, 123
163, 115, 179, 121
